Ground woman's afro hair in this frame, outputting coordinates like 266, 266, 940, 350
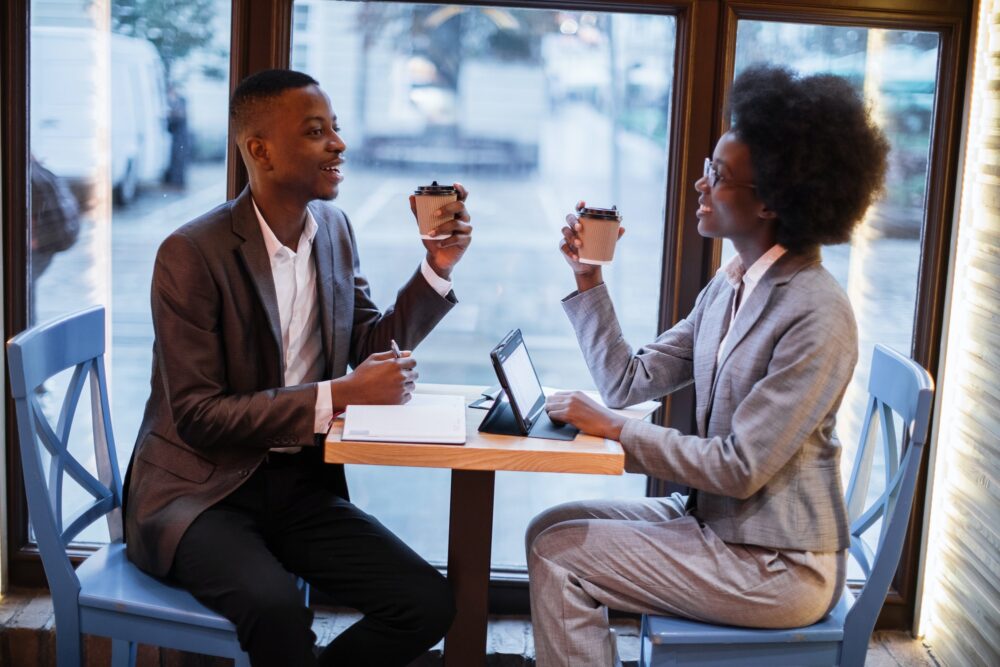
729, 64, 890, 250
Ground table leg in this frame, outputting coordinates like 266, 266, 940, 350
444, 468, 496, 667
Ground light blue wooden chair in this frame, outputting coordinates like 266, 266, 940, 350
7, 306, 251, 666
639, 344, 934, 666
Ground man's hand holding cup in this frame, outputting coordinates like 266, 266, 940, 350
410, 181, 472, 281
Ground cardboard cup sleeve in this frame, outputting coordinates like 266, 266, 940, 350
414, 194, 457, 240
578, 216, 621, 265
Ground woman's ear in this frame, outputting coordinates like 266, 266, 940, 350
758, 204, 777, 221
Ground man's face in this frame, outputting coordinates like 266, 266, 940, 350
252, 84, 346, 201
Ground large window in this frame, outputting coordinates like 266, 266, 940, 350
27, 0, 232, 543
292, 0, 676, 568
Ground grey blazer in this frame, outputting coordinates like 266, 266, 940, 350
124, 187, 455, 576
563, 248, 855, 552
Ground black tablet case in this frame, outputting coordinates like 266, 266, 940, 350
478, 390, 579, 441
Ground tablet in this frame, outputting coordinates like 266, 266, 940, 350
491, 329, 545, 432
482, 329, 578, 441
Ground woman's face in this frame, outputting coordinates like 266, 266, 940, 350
695, 132, 770, 243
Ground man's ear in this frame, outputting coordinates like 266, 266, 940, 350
758, 204, 777, 221
244, 136, 272, 171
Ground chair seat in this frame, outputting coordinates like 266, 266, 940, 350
77, 543, 236, 632
645, 586, 853, 646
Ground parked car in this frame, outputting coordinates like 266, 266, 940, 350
355, 54, 543, 171
31, 26, 171, 207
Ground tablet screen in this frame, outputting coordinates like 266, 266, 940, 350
502, 341, 545, 421
493, 330, 546, 427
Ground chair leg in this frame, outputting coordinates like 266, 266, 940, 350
611, 627, 624, 667
639, 615, 650, 667
110, 639, 136, 667
52, 610, 83, 667
840, 635, 868, 667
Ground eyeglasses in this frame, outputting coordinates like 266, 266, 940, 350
704, 158, 756, 190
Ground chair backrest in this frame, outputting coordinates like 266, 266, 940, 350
842, 344, 934, 641
6, 306, 125, 602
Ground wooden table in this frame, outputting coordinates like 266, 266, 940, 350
324, 383, 628, 667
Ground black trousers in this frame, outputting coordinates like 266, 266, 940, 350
169, 452, 455, 667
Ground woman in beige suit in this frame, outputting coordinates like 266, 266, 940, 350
526, 64, 890, 667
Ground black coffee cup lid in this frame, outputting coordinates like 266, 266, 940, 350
577, 205, 621, 221
415, 181, 457, 195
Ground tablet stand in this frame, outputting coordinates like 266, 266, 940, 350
478, 389, 578, 441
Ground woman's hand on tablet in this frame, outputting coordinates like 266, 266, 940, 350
544, 391, 627, 441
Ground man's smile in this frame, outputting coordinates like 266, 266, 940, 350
321, 158, 344, 183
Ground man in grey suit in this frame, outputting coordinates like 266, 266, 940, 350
123, 69, 471, 666
526, 65, 890, 666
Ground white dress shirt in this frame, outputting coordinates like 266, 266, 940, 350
717, 244, 787, 362
252, 199, 453, 446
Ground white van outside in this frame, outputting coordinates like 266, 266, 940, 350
31, 26, 171, 206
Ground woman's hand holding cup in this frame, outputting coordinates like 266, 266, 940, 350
560, 200, 625, 292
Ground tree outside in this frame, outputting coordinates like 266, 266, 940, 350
108, 0, 218, 83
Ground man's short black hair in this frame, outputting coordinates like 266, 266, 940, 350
729, 64, 890, 250
230, 69, 319, 137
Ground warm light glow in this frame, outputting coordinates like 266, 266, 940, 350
840, 29, 889, 476
915, 0, 990, 646
560, 19, 579, 35
90, 2, 115, 393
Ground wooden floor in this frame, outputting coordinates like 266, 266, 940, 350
326, 612, 942, 666
865, 630, 941, 667
0, 588, 942, 666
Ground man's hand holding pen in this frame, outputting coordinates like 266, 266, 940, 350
330, 340, 417, 410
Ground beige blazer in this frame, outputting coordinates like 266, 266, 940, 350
563, 248, 855, 552
124, 187, 455, 576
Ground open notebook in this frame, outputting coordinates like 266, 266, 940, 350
341, 393, 467, 445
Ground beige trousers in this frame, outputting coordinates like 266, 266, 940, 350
525, 494, 845, 667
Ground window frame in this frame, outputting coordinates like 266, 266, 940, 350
2, 0, 970, 630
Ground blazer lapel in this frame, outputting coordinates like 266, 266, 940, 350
695, 286, 733, 436
231, 188, 284, 374
716, 282, 771, 372
309, 202, 337, 376
712, 248, 823, 397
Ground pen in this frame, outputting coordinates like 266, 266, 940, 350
390, 339, 401, 359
